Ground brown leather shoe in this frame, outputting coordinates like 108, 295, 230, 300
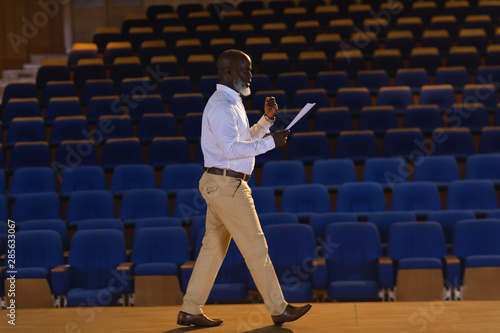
271, 304, 312, 326
177, 311, 223, 327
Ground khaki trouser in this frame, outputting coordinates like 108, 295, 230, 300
181, 171, 288, 316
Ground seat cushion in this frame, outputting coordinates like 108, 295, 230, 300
207, 283, 247, 302
398, 257, 443, 269
466, 255, 500, 267
281, 282, 313, 302
134, 262, 178, 276
66, 287, 121, 307
14, 267, 49, 279
328, 280, 379, 300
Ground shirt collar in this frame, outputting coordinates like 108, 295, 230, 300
216, 84, 240, 103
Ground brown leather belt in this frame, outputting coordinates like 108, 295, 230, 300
205, 167, 251, 182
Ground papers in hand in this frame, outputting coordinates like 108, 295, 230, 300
285, 103, 316, 130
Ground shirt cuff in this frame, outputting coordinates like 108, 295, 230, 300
263, 135, 275, 150
257, 115, 273, 132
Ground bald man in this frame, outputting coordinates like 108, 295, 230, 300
177, 50, 311, 327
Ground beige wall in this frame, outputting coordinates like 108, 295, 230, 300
0, 0, 66, 76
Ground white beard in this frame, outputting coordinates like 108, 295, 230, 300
234, 79, 251, 96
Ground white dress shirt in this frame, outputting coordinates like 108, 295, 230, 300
201, 84, 276, 175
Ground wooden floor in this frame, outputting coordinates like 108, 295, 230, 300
1, 301, 500, 333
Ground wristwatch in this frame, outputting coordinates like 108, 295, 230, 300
264, 113, 276, 123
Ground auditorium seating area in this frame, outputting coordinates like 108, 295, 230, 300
1, 0, 500, 308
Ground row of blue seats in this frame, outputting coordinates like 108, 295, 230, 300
2, 154, 499, 197
2, 218, 500, 305
1, 125, 500, 172
1, 178, 499, 228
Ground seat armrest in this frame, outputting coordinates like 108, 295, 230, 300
117, 262, 134, 271
312, 257, 327, 288
0, 266, 5, 297
444, 255, 461, 287
51, 264, 71, 295
378, 256, 394, 287
115, 262, 134, 294
181, 261, 195, 291
181, 260, 195, 270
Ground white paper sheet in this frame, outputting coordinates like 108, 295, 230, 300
285, 103, 316, 130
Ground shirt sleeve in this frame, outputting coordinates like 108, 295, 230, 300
249, 115, 273, 140
209, 104, 275, 161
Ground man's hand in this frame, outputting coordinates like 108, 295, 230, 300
271, 129, 290, 147
264, 96, 278, 119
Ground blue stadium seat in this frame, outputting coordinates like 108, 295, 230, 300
60, 229, 128, 307
261, 160, 307, 190
313, 107, 353, 137
287, 132, 331, 164
403, 105, 444, 134
148, 137, 190, 169
391, 182, 442, 215
12, 192, 61, 222
66, 190, 115, 226
382, 128, 427, 160
387, 222, 457, 300
427, 210, 476, 245
53, 140, 98, 170
452, 219, 500, 298
362, 157, 408, 189
446, 180, 498, 213
335, 182, 386, 214
60, 166, 106, 196
431, 128, 475, 159
465, 154, 500, 184
308, 212, 357, 243
281, 184, 331, 217
6, 117, 45, 147
358, 107, 399, 135
160, 164, 204, 196
8, 142, 50, 171
100, 138, 143, 171
110, 164, 156, 196
10, 167, 56, 197
311, 159, 357, 191
413, 156, 460, 187
45, 97, 82, 124
335, 131, 378, 163
120, 189, 169, 225
367, 211, 416, 244
137, 114, 177, 143
49, 116, 89, 145
324, 222, 384, 300
264, 224, 319, 302
80, 82, 116, 106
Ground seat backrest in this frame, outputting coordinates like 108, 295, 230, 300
120, 189, 169, 220
68, 229, 127, 288
465, 153, 500, 180
160, 163, 204, 192
413, 156, 460, 183
110, 164, 156, 193
264, 224, 316, 283
281, 184, 332, 214
261, 160, 307, 187
362, 157, 408, 187
16, 230, 64, 269
335, 182, 386, 213
66, 190, 115, 222
311, 159, 357, 186
446, 180, 498, 210
388, 222, 447, 260
12, 192, 61, 222
324, 222, 382, 281
10, 167, 56, 195
259, 212, 299, 228
391, 182, 442, 211
452, 219, 500, 258
132, 226, 190, 265
60, 166, 106, 195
